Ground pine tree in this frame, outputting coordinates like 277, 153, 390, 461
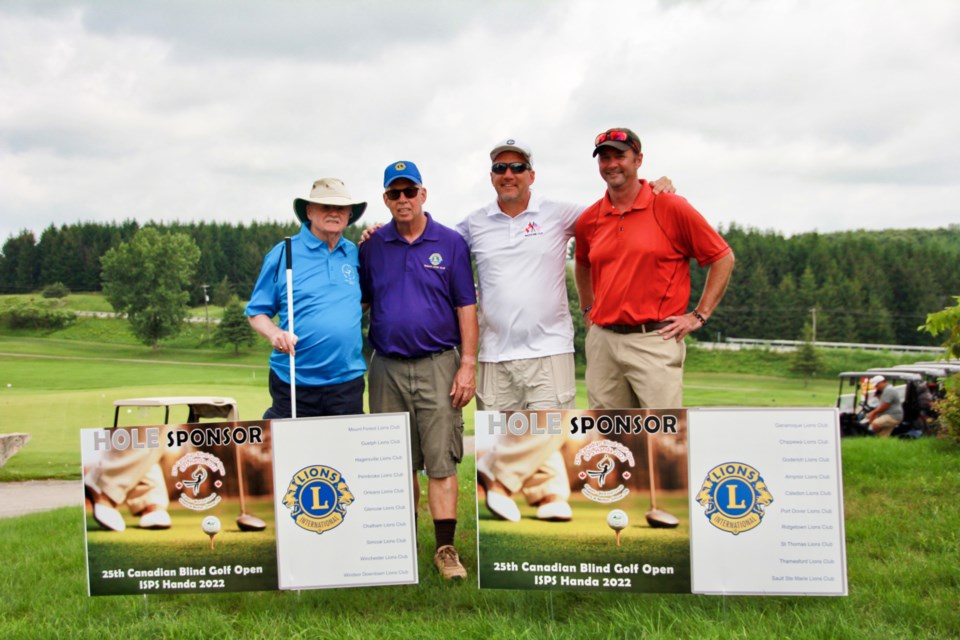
215, 298, 256, 354
791, 323, 823, 386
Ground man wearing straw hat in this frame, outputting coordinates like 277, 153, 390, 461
246, 178, 368, 418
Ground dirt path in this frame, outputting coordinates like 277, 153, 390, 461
0, 479, 81, 518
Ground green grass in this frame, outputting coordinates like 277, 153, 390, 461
2, 440, 959, 638
0, 291, 225, 319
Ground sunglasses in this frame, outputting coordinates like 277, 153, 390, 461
491, 162, 530, 175
384, 186, 421, 201
594, 129, 640, 152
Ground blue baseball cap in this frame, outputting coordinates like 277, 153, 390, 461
383, 160, 422, 188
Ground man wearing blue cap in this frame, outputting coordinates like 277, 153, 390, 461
360, 160, 478, 581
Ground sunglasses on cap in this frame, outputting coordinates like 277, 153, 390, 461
594, 129, 640, 153
491, 162, 531, 175
384, 186, 421, 201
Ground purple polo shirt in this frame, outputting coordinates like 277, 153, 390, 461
360, 213, 476, 358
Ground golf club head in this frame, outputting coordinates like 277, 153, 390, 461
236, 513, 267, 532
645, 508, 679, 529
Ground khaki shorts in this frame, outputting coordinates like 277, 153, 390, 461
476, 353, 577, 411
369, 348, 464, 478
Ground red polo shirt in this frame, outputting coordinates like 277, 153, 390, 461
574, 180, 731, 326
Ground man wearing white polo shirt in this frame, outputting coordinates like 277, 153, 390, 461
460, 138, 673, 523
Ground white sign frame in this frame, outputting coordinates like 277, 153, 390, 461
272, 413, 418, 590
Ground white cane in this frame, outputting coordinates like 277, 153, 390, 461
285, 236, 296, 419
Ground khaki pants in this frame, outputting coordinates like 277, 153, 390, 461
89, 426, 170, 514
476, 353, 575, 504
585, 326, 685, 409
871, 414, 899, 437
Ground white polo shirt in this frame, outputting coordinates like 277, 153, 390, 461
457, 192, 585, 363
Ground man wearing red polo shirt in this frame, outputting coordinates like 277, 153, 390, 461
575, 127, 735, 409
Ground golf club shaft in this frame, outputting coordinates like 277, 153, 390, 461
284, 237, 296, 419
234, 444, 247, 514
647, 432, 657, 510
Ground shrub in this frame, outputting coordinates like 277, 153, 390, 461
0, 302, 76, 330
934, 375, 960, 444
41, 282, 71, 299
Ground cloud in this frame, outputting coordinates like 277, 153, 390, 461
1, 0, 959, 243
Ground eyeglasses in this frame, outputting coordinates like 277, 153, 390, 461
594, 129, 640, 152
491, 162, 530, 175
385, 186, 421, 201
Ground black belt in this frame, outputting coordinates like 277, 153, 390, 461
379, 347, 456, 361
599, 322, 671, 334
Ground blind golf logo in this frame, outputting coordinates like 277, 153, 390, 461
696, 462, 773, 535
575, 440, 635, 503
282, 464, 355, 534
173, 451, 226, 510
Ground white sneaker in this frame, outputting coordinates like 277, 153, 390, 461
477, 457, 520, 522
536, 500, 573, 522
139, 509, 172, 530
85, 483, 125, 532
486, 489, 521, 522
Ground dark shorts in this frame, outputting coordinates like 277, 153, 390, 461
263, 370, 365, 419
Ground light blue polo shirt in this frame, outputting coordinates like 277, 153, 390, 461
246, 224, 366, 386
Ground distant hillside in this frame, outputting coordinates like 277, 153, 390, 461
3, 222, 958, 346
690, 225, 960, 345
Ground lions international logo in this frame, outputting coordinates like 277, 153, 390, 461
394, 162, 406, 171
429, 253, 443, 266
341, 264, 357, 284
575, 440, 635, 503
172, 452, 225, 511
283, 465, 354, 535
696, 462, 773, 535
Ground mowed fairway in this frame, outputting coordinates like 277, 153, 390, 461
0, 353, 271, 480
1, 343, 838, 481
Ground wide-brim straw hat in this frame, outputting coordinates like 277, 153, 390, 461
293, 178, 367, 226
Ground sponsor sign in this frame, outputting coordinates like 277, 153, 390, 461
82, 414, 417, 596
272, 413, 418, 590
475, 408, 846, 596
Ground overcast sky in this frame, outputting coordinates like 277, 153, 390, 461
2, 0, 958, 244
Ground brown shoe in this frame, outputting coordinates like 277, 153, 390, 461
433, 545, 467, 581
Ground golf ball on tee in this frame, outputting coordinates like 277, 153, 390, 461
201, 515, 221, 535
607, 509, 629, 531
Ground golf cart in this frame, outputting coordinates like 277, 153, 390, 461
836, 371, 923, 438
112, 396, 266, 531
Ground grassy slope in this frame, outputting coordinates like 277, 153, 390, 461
1, 440, 958, 639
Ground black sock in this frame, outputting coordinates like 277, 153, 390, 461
434, 519, 457, 550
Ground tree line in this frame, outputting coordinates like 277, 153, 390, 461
2, 221, 958, 346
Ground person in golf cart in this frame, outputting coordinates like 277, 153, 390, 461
863, 375, 904, 437
246, 178, 368, 419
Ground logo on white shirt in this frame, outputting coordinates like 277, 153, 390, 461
523, 221, 543, 237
